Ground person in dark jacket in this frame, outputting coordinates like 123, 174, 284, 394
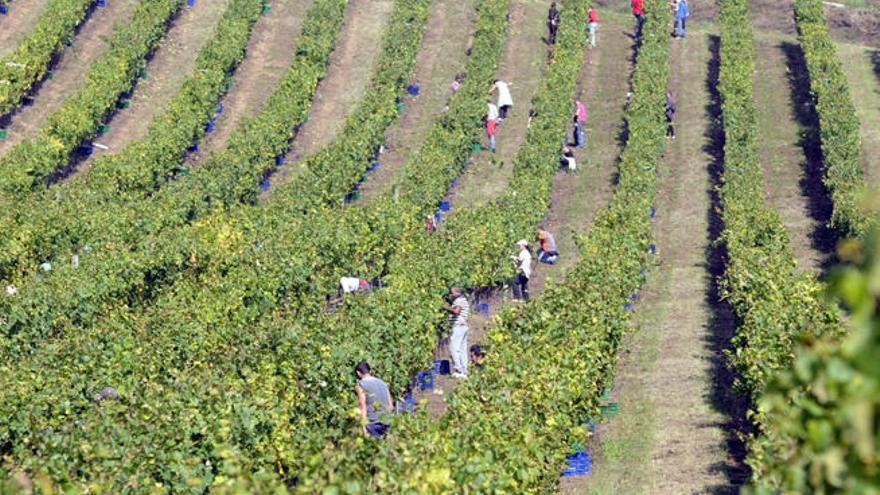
665, 92, 676, 139
547, 2, 560, 45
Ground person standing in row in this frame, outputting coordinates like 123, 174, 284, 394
493, 80, 513, 120
632, 0, 645, 42
443, 287, 471, 378
354, 362, 394, 439
547, 2, 560, 45
486, 117, 497, 153
587, 6, 598, 48
573, 100, 586, 148
511, 239, 532, 301
665, 91, 676, 139
675, 0, 689, 38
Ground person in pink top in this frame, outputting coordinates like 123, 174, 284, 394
573, 100, 586, 148
486, 118, 496, 152
632, 0, 645, 41
587, 7, 598, 48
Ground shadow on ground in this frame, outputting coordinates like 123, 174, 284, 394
780, 41, 839, 272
702, 34, 751, 493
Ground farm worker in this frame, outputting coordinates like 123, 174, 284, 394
536, 226, 559, 265
443, 287, 471, 378
425, 214, 437, 234
511, 240, 532, 301
354, 361, 394, 438
5, 285, 17, 295
560, 146, 577, 172
573, 100, 586, 148
665, 91, 676, 139
329, 277, 372, 305
451, 72, 465, 95
675, 0, 689, 38
587, 7, 598, 48
632, 0, 645, 42
547, 2, 561, 45
486, 99, 499, 123
486, 118, 497, 152
470, 344, 485, 370
493, 80, 513, 119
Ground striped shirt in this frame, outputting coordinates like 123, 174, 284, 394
450, 295, 470, 328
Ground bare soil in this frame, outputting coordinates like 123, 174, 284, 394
750, 0, 879, 47
753, 32, 835, 272
356, 0, 478, 203
0, 0, 51, 58
186, 0, 314, 164
260, 0, 394, 201
0, 0, 137, 156
444, 0, 551, 210
75, 0, 232, 176
579, 28, 747, 495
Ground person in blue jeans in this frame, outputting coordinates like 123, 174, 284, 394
675, 0, 689, 38
354, 361, 394, 438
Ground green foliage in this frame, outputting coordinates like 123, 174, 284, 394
0, 0, 351, 344
750, 231, 880, 493
0, 0, 93, 116
0, 0, 268, 281
794, 0, 872, 237
0, 0, 184, 195
715, 0, 844, 486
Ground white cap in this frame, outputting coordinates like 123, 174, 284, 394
516, 239, 528, 247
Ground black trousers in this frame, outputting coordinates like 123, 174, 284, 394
499, 104, 511, 119
512, 273, 530, 301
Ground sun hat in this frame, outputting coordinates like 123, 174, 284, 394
516, 239, 529, 247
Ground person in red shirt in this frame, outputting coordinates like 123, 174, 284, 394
587, 7, 598, 48
632, 0, 645, 41
486, 118, 496, 152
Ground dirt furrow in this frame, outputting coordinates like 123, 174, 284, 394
0, 0, 51, 58
443, 0, 550, 210
74, 0, 231, 176
355, 0, 477, 203
0, 0, 138, 156
836, 41, 880, 186
259, 0, 394, 200
753, 32, 834, 272
582, 28, 745, 495
185, 0, 313, 163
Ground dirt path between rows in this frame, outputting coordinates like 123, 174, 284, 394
185, 0, 314, 164
582, 29, 746, 495
74, 0, 232, 177
836, 42, 880, 187
0, 0, 51, 58
259, 0, 394, 200
753, 32, 835, 273
444, 0, 550, 210
0, 0, 137, 157
355, 0, 478, 203
530, 18, 631, 297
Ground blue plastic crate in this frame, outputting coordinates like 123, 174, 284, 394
77, 145, 93, 157
205, 120, 215, 133
406, 84, 420, 96
417, 371, 434, 391
628, 293, 638, 301
439, 201, 451, 212
260, 179, 271, 192
434, 211, 442, 223
0, 4, 7, 14
188, 143, 199, 153
650, 206, 656, 220
624, 302, 634, 312
187, 0, 195, 6
477, 302, 489, 315
433, 359, 450, 375
215, 102, 224, 115
96, 0, 106, 7
648, 243, 656, 255
275, 155, 285, 166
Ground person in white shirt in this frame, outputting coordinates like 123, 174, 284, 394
511, 239, 532, 301
492, 80, 513, 119
442, 286, 471, 378
486, 100, 499, 122
329, 276, 372, 305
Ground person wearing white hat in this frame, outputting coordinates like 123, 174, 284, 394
511, 239, 532, 301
